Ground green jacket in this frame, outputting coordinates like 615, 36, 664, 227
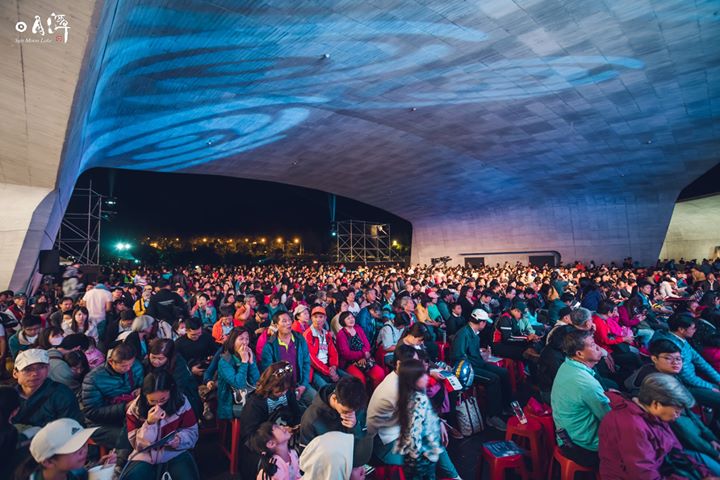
13, 379, 84, 433
672, 408, 719, 461
449, 324, 485, 372
551, 358, 611, 451
216, 353, 260, 420
81, 360, 144, 425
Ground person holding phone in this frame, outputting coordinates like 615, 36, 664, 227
123, 371, 200, 480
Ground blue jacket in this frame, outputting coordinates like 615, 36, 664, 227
356, 307, 377, 345
651, 330, 720, 389
216, 352, 260, 420
81, 360, 144, 425
261, 331, 311, 388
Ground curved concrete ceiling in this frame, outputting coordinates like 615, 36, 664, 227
2, 0, 719, 289
62, 0, 719, 222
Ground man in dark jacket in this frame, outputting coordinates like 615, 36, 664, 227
261, 311, 315, 406
12, 349, 83, 437
298, 376, 367, 449
81, 342, 143, 448
146, 278, 188, 324
449, 309, 510, 431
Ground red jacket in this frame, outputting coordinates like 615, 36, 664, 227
592, 314, 624, 350
336, 326, 371, 368
211, 318, 242, 344
303, 327, 339, 380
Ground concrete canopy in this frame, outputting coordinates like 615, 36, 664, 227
2, 0, 719, 288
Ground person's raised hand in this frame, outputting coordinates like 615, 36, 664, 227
340, 411, 357, 429
147, 405, 166, 424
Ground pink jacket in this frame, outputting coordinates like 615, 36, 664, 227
126, 396, 198, 465
702, 346, 720, 373
336, 326, 370, 368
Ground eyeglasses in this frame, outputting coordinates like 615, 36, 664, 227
658, 355, 683, 364
273, 363, 293, 377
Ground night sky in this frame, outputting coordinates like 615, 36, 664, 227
77, 161, 718, 255
78, 168, 412, 254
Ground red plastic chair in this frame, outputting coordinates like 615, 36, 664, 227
219, 418, 242, 475
524, 405, 556, 458
371, 465, 406, 480
547, 446, 599, 480
478, 443, 530, 480
506, 417, 545, 480
501, 358, 527, 393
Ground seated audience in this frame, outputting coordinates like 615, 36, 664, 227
239, 362, 302, 480
298, 376, 367, 449
261, 311, 314, 406
145, 337, 203, 418
12, 349, 83, 436
652, 314, 720, 414
216, 327, 260, 420
250, 421, 301, 480
551, 329, 610, 468
9, 316, 41, 359
367, 344, 460, 479
81, 342, 143, 449
336, 312, 385, 389
124, 371, 200, 480
303, 306, 343, 389
600, 373, 711, 479
449, 308, 510, 431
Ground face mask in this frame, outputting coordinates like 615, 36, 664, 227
50, 336, 63, 346
176, 327, 186, 336
25, 334, 38, 343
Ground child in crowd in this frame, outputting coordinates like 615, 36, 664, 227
250, 421, 301, 480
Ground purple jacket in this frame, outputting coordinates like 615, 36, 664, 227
599, 392, 709, 480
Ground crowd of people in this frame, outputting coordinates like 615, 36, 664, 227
1, 256, 720, 479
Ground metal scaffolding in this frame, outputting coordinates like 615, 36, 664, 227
55, 181, 103, 265
335, 220, 392, 263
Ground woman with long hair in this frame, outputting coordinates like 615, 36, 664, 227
395, 359, 443, 480
238, 362, 302, 480
63, 306, 98, 340
123, 371, 200, 480
144, 338, 202, 418
216, 327, 260, 420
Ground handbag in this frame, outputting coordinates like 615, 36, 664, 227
455, 389, 484, 437
660, 448, 704, 480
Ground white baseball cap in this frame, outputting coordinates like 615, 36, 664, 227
470, 309, 492, 324
293, 304, 309, 317
30, 418, 98, 462
14, 348, 49, 371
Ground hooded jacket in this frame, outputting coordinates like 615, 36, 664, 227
599, 392, 709, 480
299, 431, 354, 480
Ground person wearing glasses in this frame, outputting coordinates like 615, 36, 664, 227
600, 374, 715, 480
239, 361, 303, 480
626, 339, 720, 475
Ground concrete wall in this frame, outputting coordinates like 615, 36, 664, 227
660, 195, 720, 262
410, 195, 676, 267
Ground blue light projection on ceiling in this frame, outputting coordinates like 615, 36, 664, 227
79, 3, 644, 173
